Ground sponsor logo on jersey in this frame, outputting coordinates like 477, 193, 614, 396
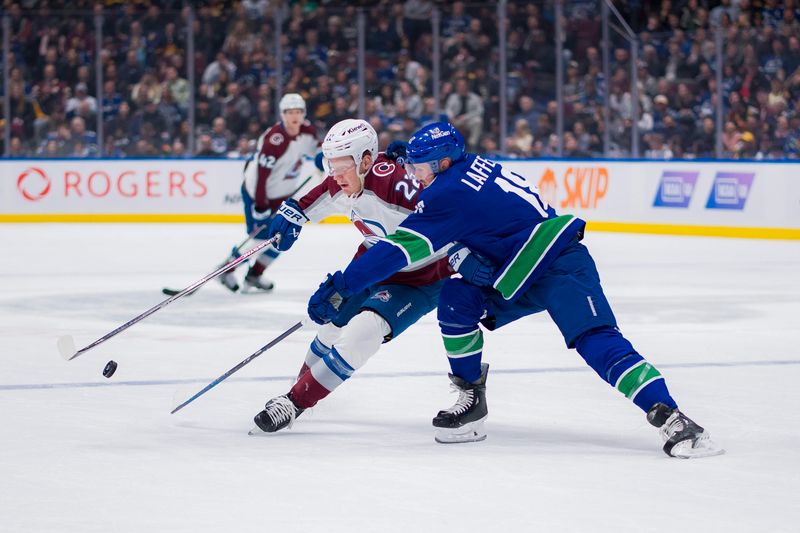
653, 171, 699, 208
17, 167, 51, 201
371, 290, 392, 302
269, 133, 284, 146
706, 172, 754, 210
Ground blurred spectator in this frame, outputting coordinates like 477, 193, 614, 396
5, 1, 799, 161
645, 133, 673, 159
65, 83, 97, 119
445, 78, 484, 150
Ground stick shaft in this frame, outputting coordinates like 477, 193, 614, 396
69, 234, 280, 361
171, 320, 304, 414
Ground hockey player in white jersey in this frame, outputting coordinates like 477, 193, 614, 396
250, 119, 451, 433
218, 93, 324, 293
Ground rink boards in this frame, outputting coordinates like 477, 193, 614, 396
1, 158, 798, 239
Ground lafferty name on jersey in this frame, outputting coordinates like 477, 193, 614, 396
460, 156, 497, 192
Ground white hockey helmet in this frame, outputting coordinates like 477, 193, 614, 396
279, 93, 306, 117
321, 119, 378, 181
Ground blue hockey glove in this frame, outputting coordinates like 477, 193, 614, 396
308, 271, 353, 325
314, 152, 325, 172
385, 140, 408, 166
268, 198, 309, 251
448, 243, 496, 286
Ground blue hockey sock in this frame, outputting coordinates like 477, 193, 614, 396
575, 327, 677, 412
441, 326, 484, 383
438, 279, 487, 383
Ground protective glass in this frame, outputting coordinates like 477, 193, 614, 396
406, 161, 435, 183
324, 157, 356, 176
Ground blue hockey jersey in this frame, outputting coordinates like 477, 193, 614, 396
340, 154, 586, 301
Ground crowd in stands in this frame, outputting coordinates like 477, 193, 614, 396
2, 0, 799, 160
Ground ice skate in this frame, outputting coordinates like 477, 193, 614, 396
647, 403, 725, 459
242, 273, 275, 293
433, 363, 488, 444
218, 271, 240, 293
249, 394, 304, 435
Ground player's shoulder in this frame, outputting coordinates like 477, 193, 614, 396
260, 123, 289, 152
363, 154, 418, 206
299, 121, 317, 137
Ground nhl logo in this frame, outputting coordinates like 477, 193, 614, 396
371, 290, 392, 302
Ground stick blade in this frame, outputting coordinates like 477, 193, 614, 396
56, 335, 77, 360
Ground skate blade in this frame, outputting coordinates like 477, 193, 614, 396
434, 420, 487, 444
241, 285, 274, 294
248, 426, 267, 436
669, 433, 726, 459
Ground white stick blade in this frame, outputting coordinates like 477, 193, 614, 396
56, 335, 77, 360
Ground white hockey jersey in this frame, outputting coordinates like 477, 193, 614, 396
243, 121, 321, 212
298, 154, 451, 287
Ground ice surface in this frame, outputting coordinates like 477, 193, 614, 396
1, 223, 799, 532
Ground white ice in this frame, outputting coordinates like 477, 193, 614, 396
1, 223, 799, 532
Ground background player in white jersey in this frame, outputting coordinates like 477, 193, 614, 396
249, 119, 451, 434
218, 93, 323, 293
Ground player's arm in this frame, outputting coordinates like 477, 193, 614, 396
307, 193, 460, 323
253, 132, 281, 212
267, 176, 339, 251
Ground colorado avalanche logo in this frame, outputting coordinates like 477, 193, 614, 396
351, 212, 387, 245
269, 133, 284, 146
371, 290, 392, 302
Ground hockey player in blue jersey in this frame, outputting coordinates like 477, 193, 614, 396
304, 121, 724, 459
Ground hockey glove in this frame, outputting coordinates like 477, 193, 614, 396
308, 271, 353, 325
385, 140, 408, 166
314, 152, 325, 172
448, 243, 496, 286
269, 198, 309, 251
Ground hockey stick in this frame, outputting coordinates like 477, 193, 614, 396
161, 224, 267, 296
57, 234, 282, 362
170, 319, 307, 414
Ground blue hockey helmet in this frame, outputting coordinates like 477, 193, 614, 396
406, 122, 465, 174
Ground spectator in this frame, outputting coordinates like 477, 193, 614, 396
445, 78, 484, 150
644, 133, 673, 159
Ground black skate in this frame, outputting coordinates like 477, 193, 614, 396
433, 363, 489, 444
647, 403, 725, 458
242, 273, 274, 293
218, 271, 239, 293
249, 394, 305, 435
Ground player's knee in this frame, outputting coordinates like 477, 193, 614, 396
437, 278, 485, 327
574, 326, 640, 383
334, 311, 389, 370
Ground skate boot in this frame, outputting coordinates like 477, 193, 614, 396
249, 394, 305, 435
433, 363, 489, 444
243, 273, 275, 292
647, 403, 725, 458
218, 271, 239, 293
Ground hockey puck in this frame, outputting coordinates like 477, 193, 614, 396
103, 360, 118, 378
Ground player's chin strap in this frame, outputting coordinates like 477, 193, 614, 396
344, 163, 373, 199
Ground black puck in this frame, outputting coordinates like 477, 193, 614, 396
103, 360, 118, 378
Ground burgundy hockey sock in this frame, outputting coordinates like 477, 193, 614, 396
289, 370, 332, 409
247, 261, 266, 278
